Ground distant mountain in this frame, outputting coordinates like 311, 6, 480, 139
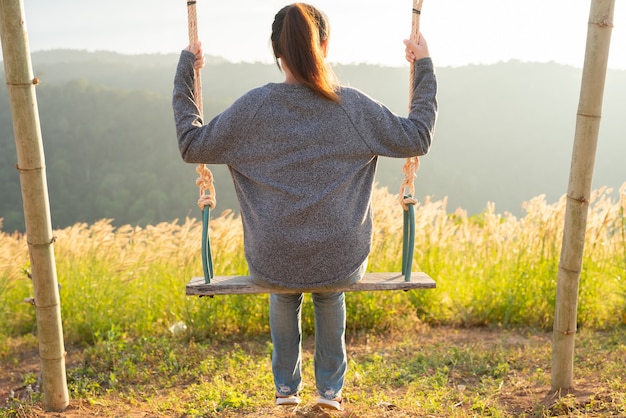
1, 50, 624, 232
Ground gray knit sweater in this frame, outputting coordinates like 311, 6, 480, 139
173, 50, 437, 288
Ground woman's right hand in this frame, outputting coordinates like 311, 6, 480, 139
403, 33, 430, 63
185, 41, 205, 70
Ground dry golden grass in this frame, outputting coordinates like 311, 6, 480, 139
1, 184, 625, 336
0, 227, 29, 282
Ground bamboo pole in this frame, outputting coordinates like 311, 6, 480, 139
0, 0, 69, 411
551, 0, 614, 391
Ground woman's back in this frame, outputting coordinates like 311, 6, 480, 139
173, 2, 437, 288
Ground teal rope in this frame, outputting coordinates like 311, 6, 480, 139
201, 205, 214, 284
401, 197, 416, 282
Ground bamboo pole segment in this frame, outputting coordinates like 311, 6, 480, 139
0, 0, 69, 412
551, 0, 615, 392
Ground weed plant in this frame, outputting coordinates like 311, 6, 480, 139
1, 185, 625, 347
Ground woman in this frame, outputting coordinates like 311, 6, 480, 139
173, 3, 437, 411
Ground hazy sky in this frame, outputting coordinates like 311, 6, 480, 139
10, 0, 626, 69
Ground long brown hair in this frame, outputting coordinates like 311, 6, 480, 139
271, 3, 340, 103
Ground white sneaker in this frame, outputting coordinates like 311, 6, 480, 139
275, 394, 301, 406
316, 397, 343, 411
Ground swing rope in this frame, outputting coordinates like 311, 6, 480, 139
187, 0, 215, 282
400, 156, 419, 281
399, 0, 424, 281
188, 1, 424, 285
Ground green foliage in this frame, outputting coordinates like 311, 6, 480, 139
0, 268, 36, 339
2, 312, 626, 416
65, 334, 274, 415
1, 186, 625, 354
2, 52, 626, 233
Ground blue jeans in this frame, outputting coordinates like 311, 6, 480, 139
252, 260, 367, 400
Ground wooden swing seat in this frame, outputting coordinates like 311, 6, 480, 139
186, 271, 435, 296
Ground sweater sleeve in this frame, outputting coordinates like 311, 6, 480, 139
346, 57, 438, 158
172, 50, 264, 164
172, 50, 204, 162
406, 57, 438, 155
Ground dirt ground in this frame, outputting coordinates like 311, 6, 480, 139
0, 328, 612, 417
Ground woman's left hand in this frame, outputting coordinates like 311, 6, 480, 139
403, 33, 430, 63
185, 41, 205, 70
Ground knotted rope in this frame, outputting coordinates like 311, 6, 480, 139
400, 156, 420, 210
195, 164, 216, 209
187, 0, 216, 210
400, 0, 424, 211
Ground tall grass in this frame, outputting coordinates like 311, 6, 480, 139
1, 184, 625, 347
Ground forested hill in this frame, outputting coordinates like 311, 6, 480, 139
1, 50, 625, 232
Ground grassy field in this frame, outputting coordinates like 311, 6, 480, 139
1, 185, 625, 417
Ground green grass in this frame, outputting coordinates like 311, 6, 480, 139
1, 185, 626, 416
2, 326, 625, 417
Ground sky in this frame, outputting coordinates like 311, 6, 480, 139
6, 0, 626, 70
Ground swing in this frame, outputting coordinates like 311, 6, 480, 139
185, 0, 435, 296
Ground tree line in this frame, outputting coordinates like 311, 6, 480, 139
1, 51, 625, 232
